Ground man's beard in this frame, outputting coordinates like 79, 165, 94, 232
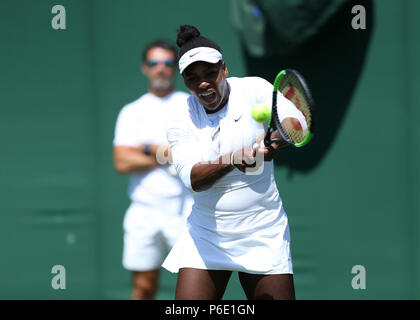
149, 77, 172, 92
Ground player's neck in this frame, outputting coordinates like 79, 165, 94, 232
149, 87, 174, 98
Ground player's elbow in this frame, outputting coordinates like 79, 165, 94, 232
190, 177, 211, 192
191, 182, 207, 192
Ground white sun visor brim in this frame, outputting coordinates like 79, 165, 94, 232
179, 47, 222, 74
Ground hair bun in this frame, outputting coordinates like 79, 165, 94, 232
176, 25, 200, 48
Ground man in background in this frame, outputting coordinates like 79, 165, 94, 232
113, 39, 192, 300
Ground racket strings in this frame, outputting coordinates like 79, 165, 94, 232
278, 73, 312, 144
281, 118, 305, 143
279, 75, 312, 127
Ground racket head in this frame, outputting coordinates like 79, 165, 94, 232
272, 69, 315, 147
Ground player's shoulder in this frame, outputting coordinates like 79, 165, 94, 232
227, 77, 272, 99
228, 76, 272, 90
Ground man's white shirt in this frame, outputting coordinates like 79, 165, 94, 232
114, 91, 190, 204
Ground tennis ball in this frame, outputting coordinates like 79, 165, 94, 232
251, 103, 271, 123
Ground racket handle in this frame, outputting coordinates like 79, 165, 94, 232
270, 138, 284, 144
263, 133, 271, 147
264, 133, 283, 147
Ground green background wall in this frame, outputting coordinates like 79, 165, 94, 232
0, 0, 418, 299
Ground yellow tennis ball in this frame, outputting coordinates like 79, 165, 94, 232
251, 103, 271, 123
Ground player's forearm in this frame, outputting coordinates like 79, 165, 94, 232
190, 154, 234, 192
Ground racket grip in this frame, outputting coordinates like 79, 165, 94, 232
263, 135, 271, 147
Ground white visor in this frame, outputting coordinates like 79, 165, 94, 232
178, 47, 222, 74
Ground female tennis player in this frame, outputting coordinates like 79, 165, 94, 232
162, 25, 306, 300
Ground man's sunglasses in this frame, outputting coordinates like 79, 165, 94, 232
146, 59, 175, 68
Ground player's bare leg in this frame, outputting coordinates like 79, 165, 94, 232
238, 272, 295, 300
175, 268, 232, 300
132, 269, 160, 300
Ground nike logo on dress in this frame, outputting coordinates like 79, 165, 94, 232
234, 114, 242, 122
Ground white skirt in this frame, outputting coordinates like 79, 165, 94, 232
162, 204, 293, 275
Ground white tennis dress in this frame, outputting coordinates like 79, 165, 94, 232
162, 77, 305, 274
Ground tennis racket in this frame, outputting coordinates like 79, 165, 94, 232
264, 69, 315, 148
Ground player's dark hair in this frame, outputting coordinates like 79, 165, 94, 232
142, 39, 177, 63
176, 25, 222, 59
